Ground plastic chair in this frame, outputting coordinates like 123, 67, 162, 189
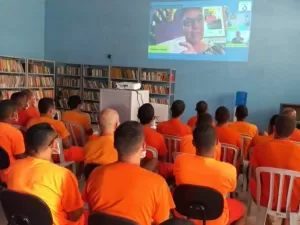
248, 167, 300, 225
146, 146, 158, 159
164, 135, 181, 163
241, 134, 253, 192
173, 184, 224, 225
63, 121, 87, 146
220, 143, 239, 168
88, 212, 139, 225
0, 190, 53, 225
53, 138, 76, 174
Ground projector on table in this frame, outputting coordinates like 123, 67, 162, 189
116, 82, 141, 90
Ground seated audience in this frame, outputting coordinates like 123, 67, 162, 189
22, 89, 39, 118
10, 91, 30, 127
228, 105, 258, 159
7, 123, 84, 225
0, 100, 26, 182
158, 100, 192, 137
174, 124, 245, 225
160, 219, 196, 225
26, 98, 84, 162
85, 121, 175, 225
187, 101, 208, 129
282, 108, 300, 142
62, 95, 93, 145
250, 115, 300, 225
180, 113, 221, 161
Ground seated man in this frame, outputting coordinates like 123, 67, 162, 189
62, 95, 93, 145
22, 89, 40, 118
85, 121, 175, 225
7, 123, 84, 225
0, 100, 26, 182
180, 113, 221, 161
228, 105, 258, 159
187, 101, 208, 129
138, 103, 173, 178
174, 124, 245, 225
250, 115, 300, 225
282, 108, 300, 142
10, 91, 30, 127
26, 98, 84, 162
157, 100, 192, 137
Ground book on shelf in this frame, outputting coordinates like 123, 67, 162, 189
150, 98, 169, 105
58, 98, 69, 109
84, 80, 107, 89
28, 77, 54, 88
0, 90, 20, 99
83, 102, 99, 112
0, 75, 25, 88
84, 67, 108, 77
57, 77, 80, 87
28, 63, 52, 74
90, 113, 98, 123
111, 68, 137, 80
0, 59, 24, 73
141, 84, 171, 94
141, 71, 175, 82
57, 66, 81, 76
32, 90, 54, 99
84, 91, 100, 101
57, 88, 80, 98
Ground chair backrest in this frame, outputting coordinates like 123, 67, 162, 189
240, 134, 252, 160
146, 146, 158, 159
173, 184, 224, 222
256, 167, 300, 218
88, 212, 139, 225
220, 143, 239, 168
0, 190, 53, 225
164, 135, 181, 162
52, 138, 65, 163
63, 121, 87, 146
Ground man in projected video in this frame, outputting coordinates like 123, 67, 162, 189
180, 8, 225, 55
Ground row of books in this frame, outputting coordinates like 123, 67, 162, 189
83, 102, 99, 112
84, 91, 100, 101
150, 98, 169, 105
28, 77, 54, 88
84, 80, 108, 89
57, 99, 69, 109
111, 68, 137, 80
28, 64, 52, 74
142, 84, 171, 94
33, 90, 54, 99
84, 68, 108, 77
57, 88, 80, 98
141, 71, 175, 82
90, 113, 98, 123
57, 78, 80, 87
57, 66, 81, 76
0, 90, 19, 99
0, 75, 25, 88
0, 59, 24, 73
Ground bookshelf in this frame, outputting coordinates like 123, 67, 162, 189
55, 63, 82, 110
82, 64, 109, 123
110, 66, 139, 88
27, 58, 55, 101
0, 56, 26, 99
140, 68, 175, 106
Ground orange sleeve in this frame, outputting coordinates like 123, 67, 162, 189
57, 121, 70, 139
156, 123, 163, 134
187, 117, 193, 128
82, 115, 92, 132
153, 180, 175, 224
61, 171, 84, 212
12, 129, 25, 155
226, 165, 237, 192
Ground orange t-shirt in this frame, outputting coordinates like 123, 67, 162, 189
85, 162, 175, 225
26, 106, 40, 118
13, 109, 31, 127
26, 116, 70, 139
7, 157, 84, 225
180, 134, 221, 161
143, 126, 168, 159
250, 139, 300, 211
174, 154, 236, 225
289, 129, 300, 142
187, 116, 197, 129
84, 135, 117, 165
251, 135, 273, 147
157, 118, 192, 137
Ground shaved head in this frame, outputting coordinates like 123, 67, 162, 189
98, 109, 120, 132
283, 108, 296, 120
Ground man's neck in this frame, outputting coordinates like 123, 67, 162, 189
237, 118, 245, 122
100, 129, 114, 136
216, 122, 228, 127
118, 157, 140, 166
33, 154, 51, 162
71, 109, 81, 113
171, 116, 180, 120
274, 135, 289, 140
40, 113, 52, 118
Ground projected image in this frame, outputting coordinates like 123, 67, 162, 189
148, 0, 253, 61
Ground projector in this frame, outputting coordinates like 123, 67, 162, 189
116, 82, 141, 90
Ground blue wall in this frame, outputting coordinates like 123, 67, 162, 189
45, 0, 300, 130
0, 0, 45, 58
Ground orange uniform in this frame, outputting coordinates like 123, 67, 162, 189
250, 139, 300, 211
0, 122, 25, 182
7, 157, 84, 225
174, 154, 243, 225
26, 116, 84, 162
180, 134, 221, 161
187, 116, 197, 129
62, 111, 92, 146
26, 106, 40, 118
157, 119, 192, 137
84, 135, 118, 165
289, 129, 300, 142
85, 162, 175, 225
251, 135, 273, 147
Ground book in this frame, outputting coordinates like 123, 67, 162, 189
0, 75, 25, 88
90, 113, 98, 123
58, 98, 69, 109
84, 67, 108, 77
150, 98, 169, 105
84, 91, 100, 101
57, 65, 81, 76
57, 77, 80, 87
28, 76, 54, 87
141, 84, 171, 94
0, 59, 24, 73
0, 90, 21, 99
84, 80, 108, 89
57, 88, 80, 98
28, 63, 52, 74
111, 68, 137, 80
83, 102, 100, 112
141, 71, 175, 82
32, 90, 54, 99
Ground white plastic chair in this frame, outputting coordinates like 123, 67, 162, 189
249, 167, 300, 225
53, 138, 76, 174
241, 134, 253, 192
63, 121, 87, 147
163, 135, 181, 163
220, 143, 239, 168
146, 146, 158, 159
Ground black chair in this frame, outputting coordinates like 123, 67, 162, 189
173, 185, 224, 225
89, 212, 139, 225
0, 190, 53, 225
84, 163, 100, 180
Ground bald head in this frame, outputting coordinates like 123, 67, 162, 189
98, 109, 120, 132
283, 108, 296, 120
